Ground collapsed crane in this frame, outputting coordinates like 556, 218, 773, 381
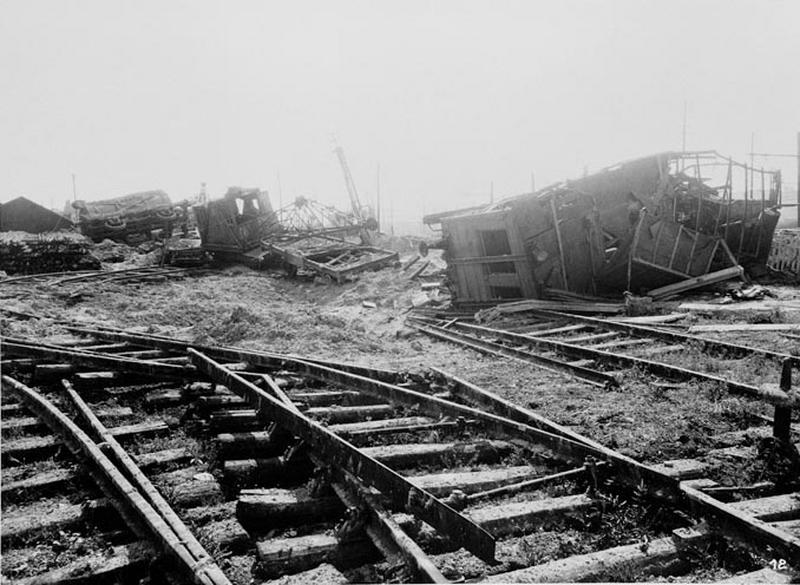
332, 138, 378, 231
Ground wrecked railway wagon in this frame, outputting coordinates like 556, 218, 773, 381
193, 187, 279, 264
73, 190, 183, 243
424, 151, 782, 303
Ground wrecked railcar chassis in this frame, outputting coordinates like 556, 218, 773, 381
425, 151, 781, 304
73, 190, 186, 244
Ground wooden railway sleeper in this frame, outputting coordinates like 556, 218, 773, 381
0, 375, 231, 585
189, 349, 498, 564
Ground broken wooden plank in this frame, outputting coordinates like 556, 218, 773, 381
255, 534, 377, 577
647, 265, 744, 300
361, 440, 513, 469
486, 528, 708, 582
408, 260, 430, 280
304, 404, 396, 424
237, 488, 343, 529
408, 466, 546, 497
689, 323, 800, 333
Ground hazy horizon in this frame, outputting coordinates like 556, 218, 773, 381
2, 1, 798, 230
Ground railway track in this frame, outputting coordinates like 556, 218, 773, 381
407, 310, 800, 438
0, 267, 208, 301
1, 315, 799, 583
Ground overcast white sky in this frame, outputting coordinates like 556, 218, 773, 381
1, 0, 798, 226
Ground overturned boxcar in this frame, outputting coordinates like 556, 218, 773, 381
73, 190, 183, 243
424, 151, 781, 303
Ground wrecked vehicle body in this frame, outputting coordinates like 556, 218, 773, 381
193, 187, 280, 265
194, 188, 398, 279
424, 151, 781, 304
73, 190, 184, 243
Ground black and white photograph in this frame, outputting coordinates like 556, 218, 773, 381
1, 1, 798, 583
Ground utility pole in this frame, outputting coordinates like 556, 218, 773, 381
71, 173, 77, 202
376, 163, 381, 231
277, 172, 283, 221
750, 133, 755, 170
681, 101, 687, 153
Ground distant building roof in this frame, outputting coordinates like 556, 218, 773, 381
0, 196, 74, 233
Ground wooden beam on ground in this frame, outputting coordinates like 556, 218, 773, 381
485, 528, 709, 582
647, 265, 744, 300
689, 323, 800, 333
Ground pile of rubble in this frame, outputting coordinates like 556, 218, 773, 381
193, 188, 399, 280
0, 231, 100, 275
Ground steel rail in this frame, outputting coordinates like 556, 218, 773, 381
531, 309, 796, 363
2, 338, 191, 378
60, 324, 400, 382
195, 347, 637, 466
429, 368, 800, 564
61, 379, 231, 584
444, 321, 796, 406
331, 470, 449, 583
256, 371, 448, 583
0, 309, 401, 382
188, 349, 498, 563
0, 375, 231, 584
406, 320, 618, 388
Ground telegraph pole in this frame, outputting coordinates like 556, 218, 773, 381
681, 101, 687, 153
376, 163, 381, 231
71, 173, 77, 202
277, 172, 283, 222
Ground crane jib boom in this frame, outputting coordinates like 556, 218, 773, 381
333, 144, 364, 222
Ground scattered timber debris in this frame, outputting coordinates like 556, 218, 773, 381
0, 231, 100, 275
263, 234, 398, 283
73, 190, 188, 244
194, 188, 397, 281
474, 299, 625, 322
424, 151, 782, 305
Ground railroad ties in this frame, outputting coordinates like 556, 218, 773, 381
408, 309, 800, 437
1, 316, 798, 583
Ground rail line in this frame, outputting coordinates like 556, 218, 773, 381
1, 317, 798, 583
407, 312, 800, 440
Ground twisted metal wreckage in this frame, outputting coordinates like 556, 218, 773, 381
424, 151, 783, 304
193, 187, 398, 281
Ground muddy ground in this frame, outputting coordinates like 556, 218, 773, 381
3, 263, 798, 476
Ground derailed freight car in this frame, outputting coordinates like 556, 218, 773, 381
424, 151, 781, 303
